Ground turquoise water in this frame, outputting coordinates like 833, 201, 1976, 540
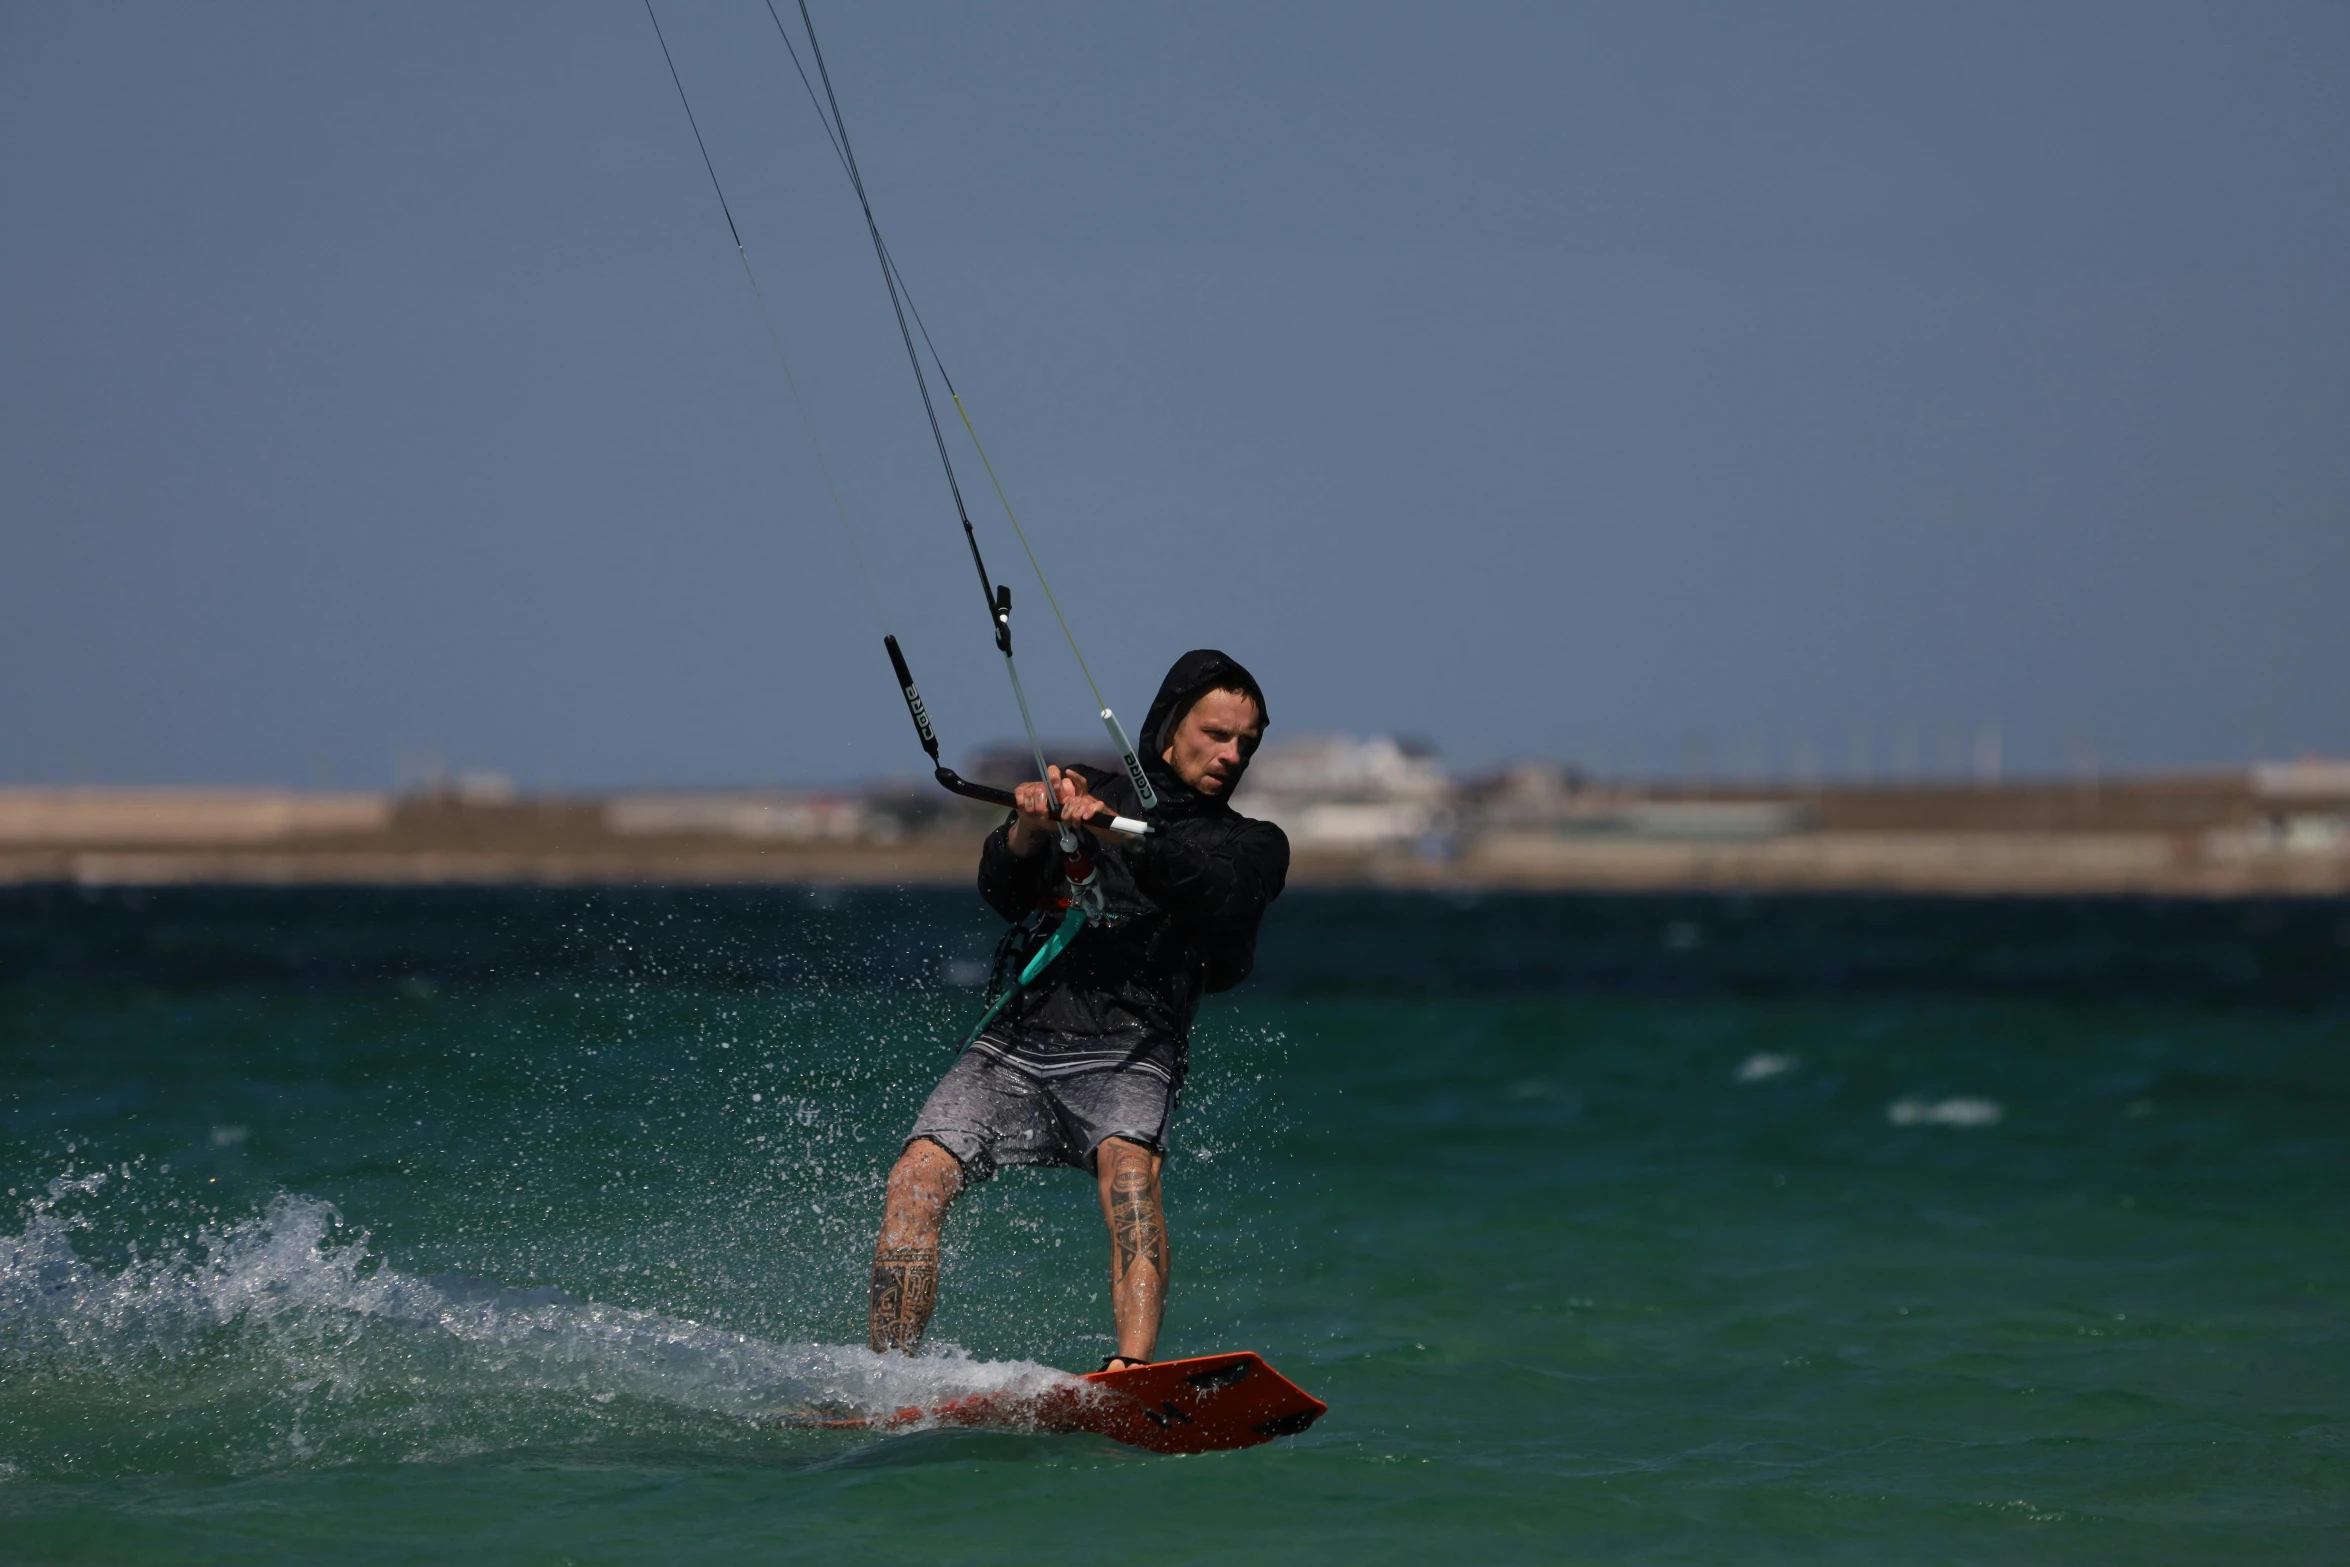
3, 888, 2346, 1562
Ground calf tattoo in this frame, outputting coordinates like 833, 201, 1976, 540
1108, 1165, 1167, 1283
869, 1243, 940, 1354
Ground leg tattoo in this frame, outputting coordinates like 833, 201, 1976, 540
1104, 1154, 1170, 1361
1108, 1165, 1167, 1284
868, 1243, 939, 1355
868, 1138, 960, 1355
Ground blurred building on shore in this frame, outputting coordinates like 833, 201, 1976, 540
1230, 734, 1454, 853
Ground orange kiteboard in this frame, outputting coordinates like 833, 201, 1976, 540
826, 1352, 1326, 1455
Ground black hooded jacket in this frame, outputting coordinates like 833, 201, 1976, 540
973, 650, 1289, 1062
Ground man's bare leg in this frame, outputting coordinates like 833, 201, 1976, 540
1094, 1137, 1169, 1365
869, 1137, 962, 1354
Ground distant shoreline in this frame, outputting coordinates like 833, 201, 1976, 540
4, 774, 2346, 896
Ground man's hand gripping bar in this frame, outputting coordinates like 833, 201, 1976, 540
883, 636, 1148, 836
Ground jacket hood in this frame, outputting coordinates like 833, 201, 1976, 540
1138, 649, 1269, 814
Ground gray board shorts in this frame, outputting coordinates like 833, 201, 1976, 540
907, 1046, 1174, 1182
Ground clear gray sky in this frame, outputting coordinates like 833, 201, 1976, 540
4, 2, 2345, 789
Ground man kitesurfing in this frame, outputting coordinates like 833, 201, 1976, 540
870, 653, 1286, 1370
645, 2, 1325, 1442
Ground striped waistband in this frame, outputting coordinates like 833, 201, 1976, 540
967, 1033, 1178, 1084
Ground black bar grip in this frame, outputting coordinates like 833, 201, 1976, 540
933, 767, 1017, 809
933, 766, 1137, 839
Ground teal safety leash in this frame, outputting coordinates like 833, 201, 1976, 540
960, 905, 1087, 1050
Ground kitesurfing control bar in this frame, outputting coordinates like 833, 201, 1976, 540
884, 635, 1147, 837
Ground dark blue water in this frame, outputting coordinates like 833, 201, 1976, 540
3, 887, 2346, 1562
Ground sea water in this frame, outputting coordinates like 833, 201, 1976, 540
2, 886, 2345, 1563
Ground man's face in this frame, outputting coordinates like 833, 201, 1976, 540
1161, 688, 1263, 797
